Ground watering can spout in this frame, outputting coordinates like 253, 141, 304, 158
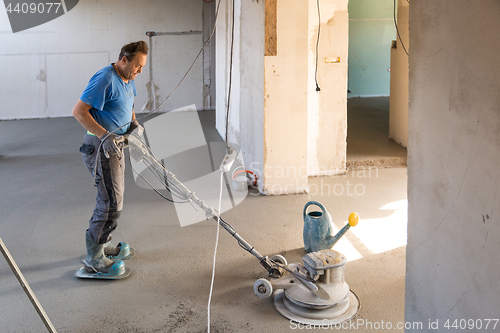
326, 212, 359, 248
303, 200, 359, 253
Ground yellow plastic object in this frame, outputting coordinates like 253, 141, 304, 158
348, 212, 359, 227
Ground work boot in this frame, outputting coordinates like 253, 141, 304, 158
83, 235, 116, 273
104, 241, 135, 260
104, 242, 121, 257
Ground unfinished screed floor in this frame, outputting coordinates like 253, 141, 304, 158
0, 97, 408, 332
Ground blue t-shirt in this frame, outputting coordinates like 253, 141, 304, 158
80, 64, 137, 135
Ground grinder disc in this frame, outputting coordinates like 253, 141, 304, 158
274, 289, 360, 326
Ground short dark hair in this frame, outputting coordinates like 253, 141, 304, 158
118, 41, 148, 61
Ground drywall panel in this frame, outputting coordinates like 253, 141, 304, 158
148, 34, 204, 112
47, 52, 109, 117
0, 0, 205, 118
0, 55, 46, 119
406, 0, 500, 329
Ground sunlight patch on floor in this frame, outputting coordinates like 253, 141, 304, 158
332, 200, 408, 261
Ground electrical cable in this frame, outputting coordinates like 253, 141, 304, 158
394, 0, 409, 56
128, 154, 175, 202
207, 172, 225, 333
232, 169, 257, 186
125, 133, 192, 203
314, 0, 321, 92
142, 159, 187, 201
129, 156, 190, 203
142, 157, 187, 199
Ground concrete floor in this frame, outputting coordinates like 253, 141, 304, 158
347, 97, 407, 168
0, 98, 408, 332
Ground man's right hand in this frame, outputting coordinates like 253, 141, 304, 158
128, 120, 144, 137
100, 131, 119, 158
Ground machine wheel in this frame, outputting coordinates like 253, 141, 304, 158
254, 278, 273, 298
271, 254, 288, 266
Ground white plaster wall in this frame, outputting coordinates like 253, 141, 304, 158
389, 0, 409, 148
307, 0, 348, 176
406, 0, 500, 329
0, 0, 206, 119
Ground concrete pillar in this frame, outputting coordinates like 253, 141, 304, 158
262, 1, 309, 195
406, 0, 500, 328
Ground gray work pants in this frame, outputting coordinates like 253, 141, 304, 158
80, 133, 125, 244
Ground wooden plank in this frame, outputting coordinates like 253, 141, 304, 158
265, 0, 277, 56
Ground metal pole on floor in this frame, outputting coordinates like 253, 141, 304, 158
0, 237, 57, 333
146, 31, 156, 111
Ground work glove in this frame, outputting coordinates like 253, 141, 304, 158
100, 131, 119, 158
128, 120, 144, 137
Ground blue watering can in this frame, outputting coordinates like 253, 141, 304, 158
303, 201, 359, 253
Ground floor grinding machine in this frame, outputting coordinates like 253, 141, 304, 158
124, 131, 360, 325
254, 249, 360, 325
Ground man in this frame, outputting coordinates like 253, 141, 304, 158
72, 41, 148, 279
